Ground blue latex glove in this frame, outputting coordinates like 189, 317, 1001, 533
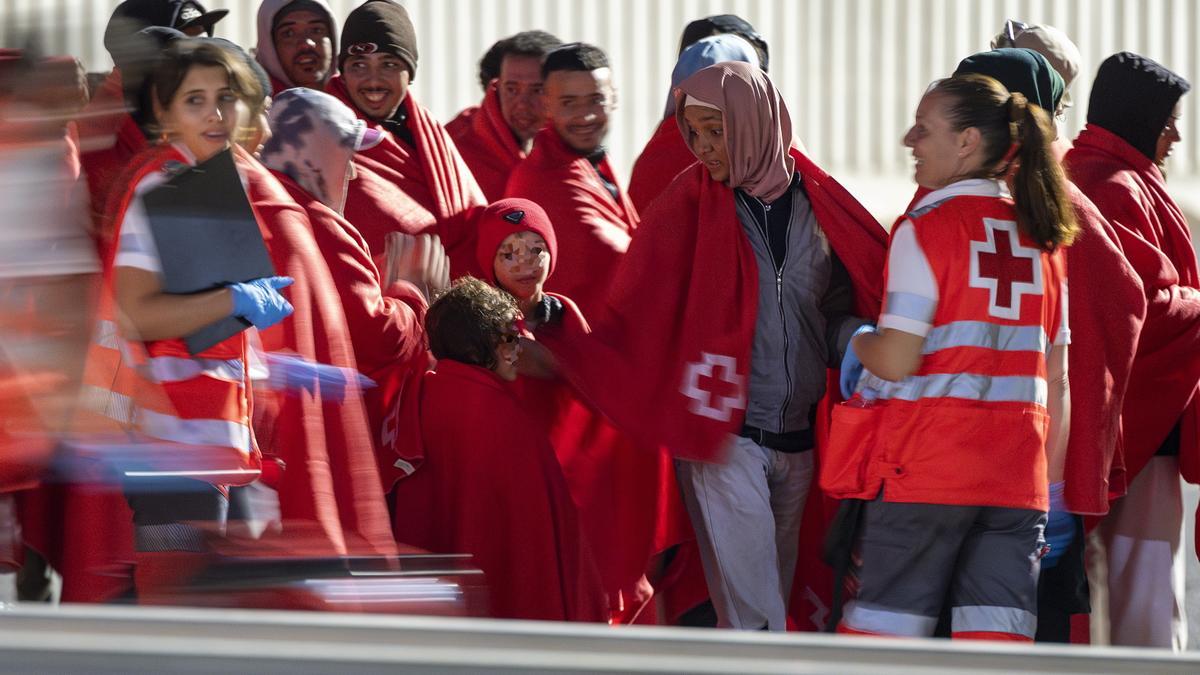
229, 276, 294, 329
265, 353, 375, 404
1041, 481, 1076, 569
839, 324, 876, 399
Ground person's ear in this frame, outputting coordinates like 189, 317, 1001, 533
957, 126, 982, 158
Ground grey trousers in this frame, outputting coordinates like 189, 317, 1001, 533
675, 435, 814, 630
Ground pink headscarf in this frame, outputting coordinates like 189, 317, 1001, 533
675, 61, 795, 202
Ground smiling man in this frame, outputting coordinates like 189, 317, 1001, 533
504, 43, 638, 319
255, 0, 338, 93
325, 0, 484, 278
446, 31, 562, 200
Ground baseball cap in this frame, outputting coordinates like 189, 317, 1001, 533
991, 20, 1081, 107
106, 1, 228, 48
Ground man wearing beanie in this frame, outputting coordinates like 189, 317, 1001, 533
1065, 52, 1196, 651
504, 43, 639, 320
446, 31, 563, 200
255, 0, 338, 93
326, 1, 484, 280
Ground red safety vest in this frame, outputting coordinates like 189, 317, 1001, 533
74, 145, 261, 486
823, 192, 1065, 511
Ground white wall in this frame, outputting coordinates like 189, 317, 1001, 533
3, 0, 1198, 217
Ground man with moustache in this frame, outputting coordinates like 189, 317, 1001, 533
446, 31, 562, 201
255, 0, 338, 93
504, 43, 638, 319
326, 0, 484, 277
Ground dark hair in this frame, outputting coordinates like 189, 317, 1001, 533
932, 74, 1078, 250
678, 14, 769, 73
541, 42, 609, 81
477, 30, 562, 91
152, 39, 260, 119
425, 277, 518, 370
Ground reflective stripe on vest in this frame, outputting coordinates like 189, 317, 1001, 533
875, 372, 1047, 406
920, 320, 1050, 356
144, 355, 247, 385
79, 385, 252, 455
95, 321, 251, 385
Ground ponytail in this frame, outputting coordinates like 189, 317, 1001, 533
931, 75, 1078, 251
1008, 92, 1078, 250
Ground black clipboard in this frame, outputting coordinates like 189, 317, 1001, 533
142, 148, 275, 355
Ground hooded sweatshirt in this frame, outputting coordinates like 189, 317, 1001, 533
255, 0, 338, 93
1087, 52, 1191, 161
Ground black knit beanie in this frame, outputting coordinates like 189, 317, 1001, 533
339, 0, 418, 81
1087, 52, 1191, 160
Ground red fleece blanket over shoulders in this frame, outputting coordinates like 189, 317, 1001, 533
627, 116, 698, 215
272, 169, 431, 490
515, 293, 690, 621
445, 85, 525, 202
394, 359, 609, 622
553, 148, 886, 463
1059, 185, 1146, 514
327, 76, 486, 277
505, 127, 640, 319
1066, 124, 1200, 490
236, 148, 396, 556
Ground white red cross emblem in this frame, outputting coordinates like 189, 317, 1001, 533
680, 353, 746, 422
969, 218, 1042, 320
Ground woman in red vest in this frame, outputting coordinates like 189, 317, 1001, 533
81, 39, 292, 598
829, 74, 1077, 641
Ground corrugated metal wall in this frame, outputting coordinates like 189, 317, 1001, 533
3, 0, 1197, 181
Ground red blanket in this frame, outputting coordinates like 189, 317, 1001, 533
394, 359, 608, 621
445, 85, 525, 202
326, 77, 485, 276
505, 127, 640, 319
1066, 124, 1200, 490
551, 149, 885, 630
514, 293, 690, 621
273, 169, 431, 490
236, 148, 396, 557
554, 147, 885, 462
1059, 185, 1146, 514
627, 117, 698, 215
342, 161, 437, 272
